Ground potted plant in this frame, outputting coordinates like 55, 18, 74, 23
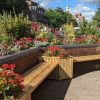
40, 46, 73, 80
0, 64, 24, 100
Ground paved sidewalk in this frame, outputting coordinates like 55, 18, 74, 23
64, 70, 100, 100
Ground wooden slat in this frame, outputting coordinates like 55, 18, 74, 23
27, 62, 58, 93
73, 54, 100, 62
23, 62, 51, 85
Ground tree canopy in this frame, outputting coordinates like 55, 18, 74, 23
44, 7, 77, 27
0, 0, 27, 14
92, 8, 100, 26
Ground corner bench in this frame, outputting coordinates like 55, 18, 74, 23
67, 54, 100, 79
20, 62, 58, 100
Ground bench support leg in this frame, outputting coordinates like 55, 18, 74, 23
59, 57, 73, 79
21, 89, 31, 100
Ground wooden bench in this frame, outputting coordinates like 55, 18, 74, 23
67, 54, 100, 79
20, 62, 58, 100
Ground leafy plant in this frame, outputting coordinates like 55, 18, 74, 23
44, 46, 69, 58
0, 64, 24, 100
0, 33, 13, 45
0, 12, 31, 39
62, 23, 75, 44
15, 37, 33, 50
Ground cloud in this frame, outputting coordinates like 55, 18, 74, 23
33, 0, 62, 8
70, 4, 95, 21
32, 0, 50, 8
78, 0, 100, 5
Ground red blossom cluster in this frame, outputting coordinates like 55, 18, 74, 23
15, 37, 33, 50
46, 46, 69, 58
31, 22, 38, 31
74, 37, 85, 43
0, 64, 24, 100
48, 46, 61, 53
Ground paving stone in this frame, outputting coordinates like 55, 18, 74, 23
64, 71, 100, 100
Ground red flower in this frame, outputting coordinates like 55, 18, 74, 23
2, 64, 15, 70
9, 64, 15, 70
25, 38, 32, 43
48, 46, 61, 53
2, 64, 9, 69
46, 46, 69, 58
31, 22, 38, 31
0, 64, 24, 99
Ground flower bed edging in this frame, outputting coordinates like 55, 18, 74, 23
0, 47, 43, 74
57, 44, 100, 56
40, 56, 73, 80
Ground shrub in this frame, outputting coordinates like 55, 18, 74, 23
0, 12, 31, 39
62, 23, 75, 44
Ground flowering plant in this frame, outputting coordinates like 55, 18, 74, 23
73, 35, 100, 44
0, 64, 24, 100
73, 37, 86, 44
44, 46, 69, 58
15, 37, 33, 50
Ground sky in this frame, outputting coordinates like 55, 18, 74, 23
33, 0, 99, 21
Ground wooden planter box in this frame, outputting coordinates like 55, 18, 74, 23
57, 44, 100, 57
0, 47, 43, 74
40, 56, 73, 80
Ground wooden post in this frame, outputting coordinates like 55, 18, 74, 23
59, 57, 73, 79
40, 56, 74, 80
20, 86, 31, 100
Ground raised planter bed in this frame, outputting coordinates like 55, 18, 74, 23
0, 47, 43, 74
58, 44, 100, 56
40, 56, 73, 80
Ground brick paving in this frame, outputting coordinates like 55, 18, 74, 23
64, 70, 100, 100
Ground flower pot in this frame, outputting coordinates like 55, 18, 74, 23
40, 56, 73, 80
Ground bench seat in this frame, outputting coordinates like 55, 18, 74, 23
21, 62, 58, 100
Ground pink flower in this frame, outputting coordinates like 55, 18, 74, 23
25, 38, 32, 43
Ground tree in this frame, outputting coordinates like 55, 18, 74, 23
0, 0, 28, 14
0, 0, 32, 14
92, 8, 100, 26
44, 7, 77, 27
0, 0, 33, 19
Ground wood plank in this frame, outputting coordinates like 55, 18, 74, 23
74, 54, 100, 62
23, 62, 51, 85
27, 62, 58, 93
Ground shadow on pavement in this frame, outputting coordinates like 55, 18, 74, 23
31, 60, 100, 100
31, 79, 71, 100
73, 60, 100, 78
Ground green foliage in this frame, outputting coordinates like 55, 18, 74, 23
0, 34, 13, 45
93, 8, 100, 26
0, 12, 31, 39
44, 7, 77, 27
77, 21, 100, 36
0, 0, 26, 14
62, 23, 75, 44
